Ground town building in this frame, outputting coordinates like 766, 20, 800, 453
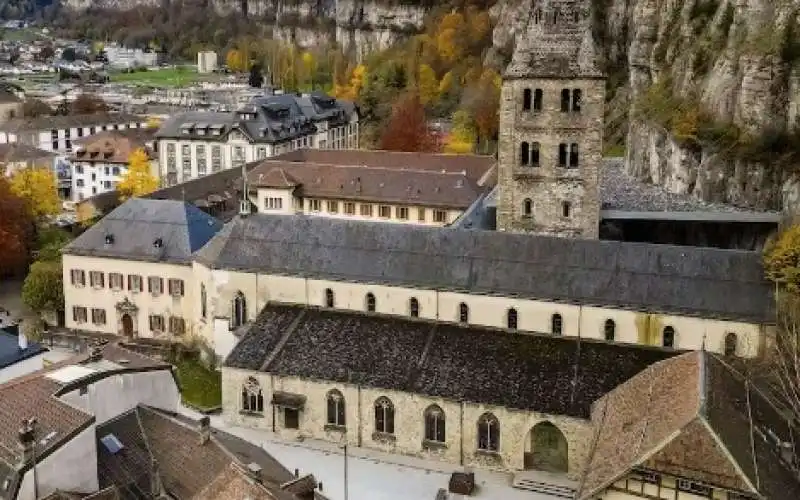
0, 327, 47, 384
0, 143, 57, 176
68, 129, 158, 201
197, 51, 218, 74
0, 342, 323, 500
62, 199, 223, 340
0, 114, 148, 157
0, 90, 22, 124
154, 91, 358, 186
245, 150, 495, 226
101, 43, 162, 70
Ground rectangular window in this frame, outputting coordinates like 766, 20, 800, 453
148, 276, 163, 295
417, 208, 426, 222
309, 199, 321, 212
433, 210, 447, 223
72, 306, 88, 323
343, 202, 355, 215
378, 205, 391, 218
109, 273, 124, 290
112, 166, 120, 176
396, 207, 409, 220
89, 271, 105, 289
265, 197, 283, 210
676, 479, 712, 497
127, 274, 142, 292
360, 204, 373, 217
181, 144, 191, 178
233, 146, 244, 167
169, 316, 186, 335
70, 269, 86, 287
166, 143, 176, 173
257, 147, 267, 159
572, 89, 582, 112
149, 314, 164, 332
91, 308, 106, 325
211, 146, 222, 172
196, 145, 207, 176
285, 408, 299, 429
327, 200, 339, 213
168, 279, 184, 297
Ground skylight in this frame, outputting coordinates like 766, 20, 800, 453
101, 434, 124, 454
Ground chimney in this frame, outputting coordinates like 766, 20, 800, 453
18, 331, 28, 351
17, 419, 36, 466
198, 416, 211, 445
246, 462, 262, 483
781, 441, 796, 468
150, 458, 165, 498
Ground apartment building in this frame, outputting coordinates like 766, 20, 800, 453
155, 90, 358, 186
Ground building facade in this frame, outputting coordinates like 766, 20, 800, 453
155, 91, 358, 186
197, 51, 218, 74
496, 1, 603, 238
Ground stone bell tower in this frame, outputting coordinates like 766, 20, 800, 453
496, 0, 605, 239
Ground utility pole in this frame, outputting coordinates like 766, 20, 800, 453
343, 443, 348, 500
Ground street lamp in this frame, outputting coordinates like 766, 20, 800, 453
339, 440, 349, 500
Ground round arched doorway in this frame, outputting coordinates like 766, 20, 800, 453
524, 421, 569, 473
121, 314, 133, 338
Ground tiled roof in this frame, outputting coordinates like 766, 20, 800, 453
65, 198, 224, 264
196, 214, 774, 322
70, 129, 157, 164
0, 329, 47, 369
577, 352, 800, 499
0, 143, 57, 162
0, 113, 146, 133
227, 304, 675, 417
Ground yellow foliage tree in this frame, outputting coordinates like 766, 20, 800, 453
417, 64, 438, 105
438, 70, 455, 96
10, 167, 59, 219
468, 10, 492, 46
764, 225, 800, 294
334, 64, 367, 101
444, 109, 476, 154
300, 52, 316, 90
118, 148, 158, 200
146, 117, 163, 129
226, 49, 246, 72
436, 12, 467, 64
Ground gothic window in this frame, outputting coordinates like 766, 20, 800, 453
459, 302, 469, 323
231, 291, 247, 329
326, 389, 346, 426
534, 89, 543, 111
573, 9, 580, 23
374, 397, 395, 435
424, 405, 446, 443
523, 89, 532, 111
561, 89, 571, 112
572, 89, 582, 112
552, 314, 563, 335
531, 142, 540, 166
663, 326, 675, 348
724, 332, 737, 356
558, 143, 568, 167
410, 297, 420, 317
200, 284, 207, 319
562, 201, 572, 218
520, 142, 530, 166
241, 377, 264, 413
325, 288, 335, 308
477, 413, 500, 452
604, 319, 616, 341
552, 9, 560, 25
533, 8, 542, 24
366, 292, 376, 312
507, 308, 518, 329
569, 143, 579, 167
523, 198, 533, 217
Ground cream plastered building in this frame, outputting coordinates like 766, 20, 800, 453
62, 198, 223, 340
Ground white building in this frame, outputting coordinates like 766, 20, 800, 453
103, 43, 162, 70
197, 51, 218, 74
155, 90, 358, 186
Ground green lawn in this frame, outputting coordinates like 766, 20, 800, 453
109, 67, 209, 87
175, 358, 222, 409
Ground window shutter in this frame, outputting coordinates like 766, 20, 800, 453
147, 277, 151, 293
168, 280, 173, 295
180, 280, 184, 296
127, 275, 131, 290
149, 315, 153, 331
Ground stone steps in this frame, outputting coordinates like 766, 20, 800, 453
511, 477, 576, 499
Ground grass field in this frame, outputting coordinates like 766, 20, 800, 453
109, 67, 215, 87
175, 358, 222, 409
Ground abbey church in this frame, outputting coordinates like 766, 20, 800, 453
60, 1, 798, 499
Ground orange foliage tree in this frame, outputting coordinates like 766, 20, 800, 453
379, 92, 436, 152
0, 176, 34, 275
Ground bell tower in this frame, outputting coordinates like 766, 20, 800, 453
496, 0, 605, 239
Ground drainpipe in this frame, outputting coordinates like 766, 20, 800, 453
270, 375, 276, 433
459, 401, 465, 466
357, 385, 363, 447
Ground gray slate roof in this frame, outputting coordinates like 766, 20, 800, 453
196, 214, 774, 322
0, 328, 47, 369
65, 198, 223, 264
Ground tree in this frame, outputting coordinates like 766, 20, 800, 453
436, 12, 467, 65
300, 51, 316, 90
10, 167, 60, 219
0, 177, 33, 275
226, 48, 246, 72
248, 62, 264, 88
417, 64, 438, 106
463, 68, 501, 153
444, 109, 477, 154
22, 98, 53, 118
764, 225, 800, 294
71, 93, 108, 115
35, 226, 73, 262
146, 116, 163, 129
22, 260, 64, 315
118, 148, 158, 199
379, 92, 435, 153
61, 47, 76, 62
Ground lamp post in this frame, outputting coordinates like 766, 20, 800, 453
340, 440, 349, 500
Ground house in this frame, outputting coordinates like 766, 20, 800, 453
0, 143, 57, 176
62, 199, 223, 339
154, 91, 358, 186
245, 149, 496, 226
0, 327, 47, 384
68, 129, 158, 201
0, 90, 22, 124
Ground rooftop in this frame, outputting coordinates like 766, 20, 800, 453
0, 113, 146, 133
0, 329, 46, 370
226, 304, 675, 417
197, 213, 773, 322
71, 129, 157, 164
0, 143, 57, 163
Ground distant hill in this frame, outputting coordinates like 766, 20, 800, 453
0, 0, 59, 21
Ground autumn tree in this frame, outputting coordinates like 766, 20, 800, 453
226, 48, 246, 72
417, 64, 438, 106
118, 148, 158, 200
10, 167, 60, 219
444, 109, 477, 154
436, 12, 467, 65
71, 93, 108, 115
146, 116, 163, 129
379, 92, 435, 153
22, 260, 64, 316
463, 68, 501, 153
0, 177, 34, 276
300, 51, 316, 90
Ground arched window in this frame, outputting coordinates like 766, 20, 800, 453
507, 308, 518, 329
724, 332, 737, 356
523, 198, 533, 217
200, 283, 207, 319
533, 8, 542, 24
533, 89, 543, 111
604, 319, 615, 341
572, 89, 582, 112
326, 389, 346, 427
569, 143, 579, 167
520, 142, 530, 166
562, 201, 571, 218
374, 397, 395, 435
424, 404, 446, 443
409, 297, 420, 317
552, 9, 560, 25
551, 314, 563, 335
530, 142, 540, 166
241, 377, 264, 413
523, 88, 532, 111
459, 302, 469, 323
560, 89, 571, 112
366, 292, 376, 312
231, 291, 247, 329
573, 10, 580, 23
325, 288, 335, 308
663, 326, 675, 348
477, 413, 500, 452
558, 143, 568, 167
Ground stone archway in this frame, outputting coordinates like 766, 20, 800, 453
524, 421, 569, 473
115, 297, 138, 338
121, 314, 133, 338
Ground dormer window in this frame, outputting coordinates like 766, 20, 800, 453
104, 234, 114, 245
153, 238, 163, 248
